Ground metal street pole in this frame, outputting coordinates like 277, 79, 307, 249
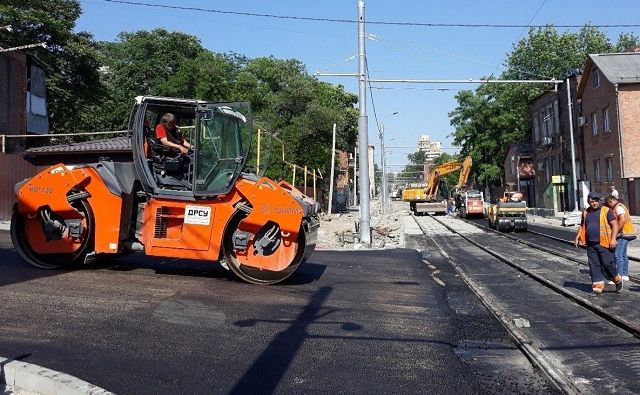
353, 145, 357, 206
328, 123, 337, 214
379, 123, 386, 214
357, 0, 371, 244
566, 77, 579, 211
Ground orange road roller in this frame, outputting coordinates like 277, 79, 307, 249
11, 96, 319, 284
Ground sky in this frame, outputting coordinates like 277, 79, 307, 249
76, 0, 640, 170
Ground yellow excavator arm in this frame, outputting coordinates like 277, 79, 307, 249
425, 156, 473, 199
456, 156, 473, 189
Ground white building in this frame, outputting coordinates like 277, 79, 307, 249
417, 134, 443, 162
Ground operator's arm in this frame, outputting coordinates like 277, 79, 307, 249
616, 206, 627, 230
574, 212, 583, 248
609, 209, 619, 248
160, 137, 189, 154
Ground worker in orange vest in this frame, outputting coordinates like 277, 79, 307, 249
605, 194, 636, 281
574, 192, 623, 294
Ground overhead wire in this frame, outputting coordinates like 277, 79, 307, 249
364, 54, 381, 137
315, 54, 357, 73
99, 0, 640, 29
367, 33, 554, 80
488, 0, 548, 78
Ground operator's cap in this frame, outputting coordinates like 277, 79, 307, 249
587, 192, 601, 201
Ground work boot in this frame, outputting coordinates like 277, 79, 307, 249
614, 274, 624, 293
591, 282, 604, 295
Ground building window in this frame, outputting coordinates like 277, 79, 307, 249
605, 158, 613, 181
591, 112, 598, 135
543, 109, 552, 137
594, 160, 601, 182
533, 113, 540, 142
603, 107, 610, 132
593, 69, 600, 88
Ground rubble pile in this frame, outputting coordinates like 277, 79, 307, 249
316, 199, 408, 250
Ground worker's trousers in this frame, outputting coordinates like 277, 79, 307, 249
586, 242, 618, 283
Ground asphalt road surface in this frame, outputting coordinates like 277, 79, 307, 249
0, 231, 554, 394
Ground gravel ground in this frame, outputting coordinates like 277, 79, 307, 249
316, 199, 409, 250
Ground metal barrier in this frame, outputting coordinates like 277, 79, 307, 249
255, 127, 323, 200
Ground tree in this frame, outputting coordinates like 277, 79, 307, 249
397, 150, 427, 184
0, 0, 104, 132
449, 25, 634, 186
92, 31, 358, 190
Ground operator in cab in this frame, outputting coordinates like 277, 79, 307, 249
156, 113, 191, 154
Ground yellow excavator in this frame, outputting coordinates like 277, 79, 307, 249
406, 156, 472, 215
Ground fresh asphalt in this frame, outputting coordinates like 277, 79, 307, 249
0, 230, 554, 394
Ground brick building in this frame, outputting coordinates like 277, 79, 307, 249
0, 45, 48, 219
529, 75, 584, 212
577, 52, 640, 214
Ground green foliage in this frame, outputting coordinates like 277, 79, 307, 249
431, 152, 460, 188
0, 0, 104, 132
89, 29, 358, 187
449, 25, 636, 186
397, 150, 426, 184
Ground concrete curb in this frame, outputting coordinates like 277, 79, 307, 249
1, 357, 113, 395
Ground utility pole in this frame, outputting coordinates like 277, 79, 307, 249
566, 77, 579, 211
353, 145, 358, 206
357, 0, 371, 244
328, 123, 337, 214
379, 123, 387, 214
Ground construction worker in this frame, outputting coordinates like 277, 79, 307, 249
609, 185, 619, 200
156, 113, 191, 154
574, 192, 623, 294
605, 195, 636, 281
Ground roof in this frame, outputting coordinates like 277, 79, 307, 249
24, 136, 132, 156
578, 52, 640, 96
0, 42, 50, 73
591, 52, 640, 84
503, 142, 532, 164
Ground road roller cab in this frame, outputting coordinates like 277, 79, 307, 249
11, 96, 319, 284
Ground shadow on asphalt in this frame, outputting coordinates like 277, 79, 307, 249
0, 248, 67, 288
563, 280, 592, 293
88, 254, 327, 286
0, 241, 328, 287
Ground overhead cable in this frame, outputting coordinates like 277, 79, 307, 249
99, 0, 640, 29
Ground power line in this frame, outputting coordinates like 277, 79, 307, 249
489, 0, 548, 78
99, 0, 640, 29
367, 33, 554, 80
365, 55, 381, 136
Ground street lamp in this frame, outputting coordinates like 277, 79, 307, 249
379, 111, 398, 214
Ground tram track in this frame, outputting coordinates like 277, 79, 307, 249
412, 213, 640, 393
526, 224, 640, 263
424, 214, 639, 338
462, 217, 640, 284
412, 215, 579, 394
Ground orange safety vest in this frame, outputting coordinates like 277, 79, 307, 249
612, 202, 636, 239
578, 206, 612, 248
